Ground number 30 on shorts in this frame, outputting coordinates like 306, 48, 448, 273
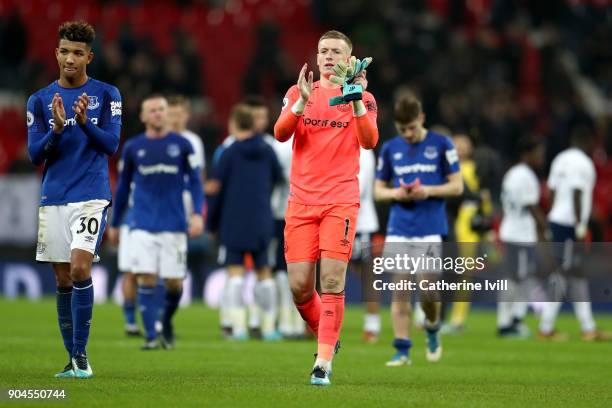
76, 217, 100, 235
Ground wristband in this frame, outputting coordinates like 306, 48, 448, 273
291, 98, 306, 115
352, 100, 367, 117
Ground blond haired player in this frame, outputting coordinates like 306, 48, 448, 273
274, 30, 378, 386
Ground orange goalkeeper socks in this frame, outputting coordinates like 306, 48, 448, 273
317, 293, 345, 361
295, 291, 322, 336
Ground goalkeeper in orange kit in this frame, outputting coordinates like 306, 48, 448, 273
274, 30, 379, 386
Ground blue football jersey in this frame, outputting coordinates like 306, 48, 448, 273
111, 133, 204, 233
376, 131, 460, 237
27, 78, 122, 205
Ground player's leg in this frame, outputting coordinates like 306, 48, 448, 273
353, 233, 381, 343
284, 202, 321, 336
36, 204, 76, 377
498, 243, 526, 338
129, 229, 161, 349
275, 271, 295, 337
388, 274, 413, 366
248, 261, 262, 340
219, 246, 249, 340
288, 262, 319, 334
251, 245, 279, 340
509, 246, 535, 337
443, 243, 475, 335
272, 219, 300, 338
52, 263, 75, 378
122, 272, 140, 336
567, 250, 610, 341
68, 248, 95, 377
136, 272, 159, 349
418, 273, 443, 362
118, 225, 140, 336
68, 199, 110, 378
226, 262, 248, 340
158, 232, 188, 348
416, 240, 444, 362
217, 247, 233, 338
310, 257, 346, 384
254, 264, 280, 341
161, 278, 183, 349
538, 223, 571, 340
154, 276, 166, 335
310, 204, 358, 385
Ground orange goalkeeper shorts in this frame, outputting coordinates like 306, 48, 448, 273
284, 202, 359, 263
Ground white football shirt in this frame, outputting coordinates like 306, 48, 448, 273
357, 148, 379, 234
500, 163, 540, 243
547, 147, 595, 227
181, 129, 205, 218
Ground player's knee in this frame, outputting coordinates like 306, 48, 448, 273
255, 267, 273, 280
70, 263, 91, 281
391, 289, 410, 303
420, 291, 440, 304
54, 269, 72, 287
320, 276, 342, 293
391, 300, 410, 314
136, 273, 157, 287
165, 278, 183, 293
289, 280, 312, 303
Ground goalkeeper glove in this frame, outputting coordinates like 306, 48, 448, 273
329, 57, 373, 106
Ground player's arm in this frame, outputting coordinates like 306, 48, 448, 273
193, 135, 206, 185
205, 144, 225, 196
73, 88, 122, 156
528, 204, 549, 242
184, 145, 205, 238
110, 143, 134, 231
27, 94, 65, 166
351, 73, 378, 149
421, 172, 464, 199
573, 188, 586, 239
353, 105, 378, 149
374, 145, 400, 202
373, 144, 413, 202
374, 179, 402, 202
415, 138, 463, 199
274, 64, 312, 142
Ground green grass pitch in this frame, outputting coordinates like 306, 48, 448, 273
1, 298, 611, 407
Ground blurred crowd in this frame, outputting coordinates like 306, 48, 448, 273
0, 0, 611, 238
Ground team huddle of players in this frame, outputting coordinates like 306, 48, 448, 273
26, 20, 606, 386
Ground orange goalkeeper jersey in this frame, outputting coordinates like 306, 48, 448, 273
278, 81, 378, 205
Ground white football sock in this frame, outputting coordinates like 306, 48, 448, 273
364, 313, 381, 334
413, 302, 425, 327
314, 357, 331, 373
275, 271, 293, 336
228, 276, 246, 336
573, 302, 596, 333
220, 272, 232, 328
254, 278, 278, 336
291, 306, 306, 336
539, 302, 562, 334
